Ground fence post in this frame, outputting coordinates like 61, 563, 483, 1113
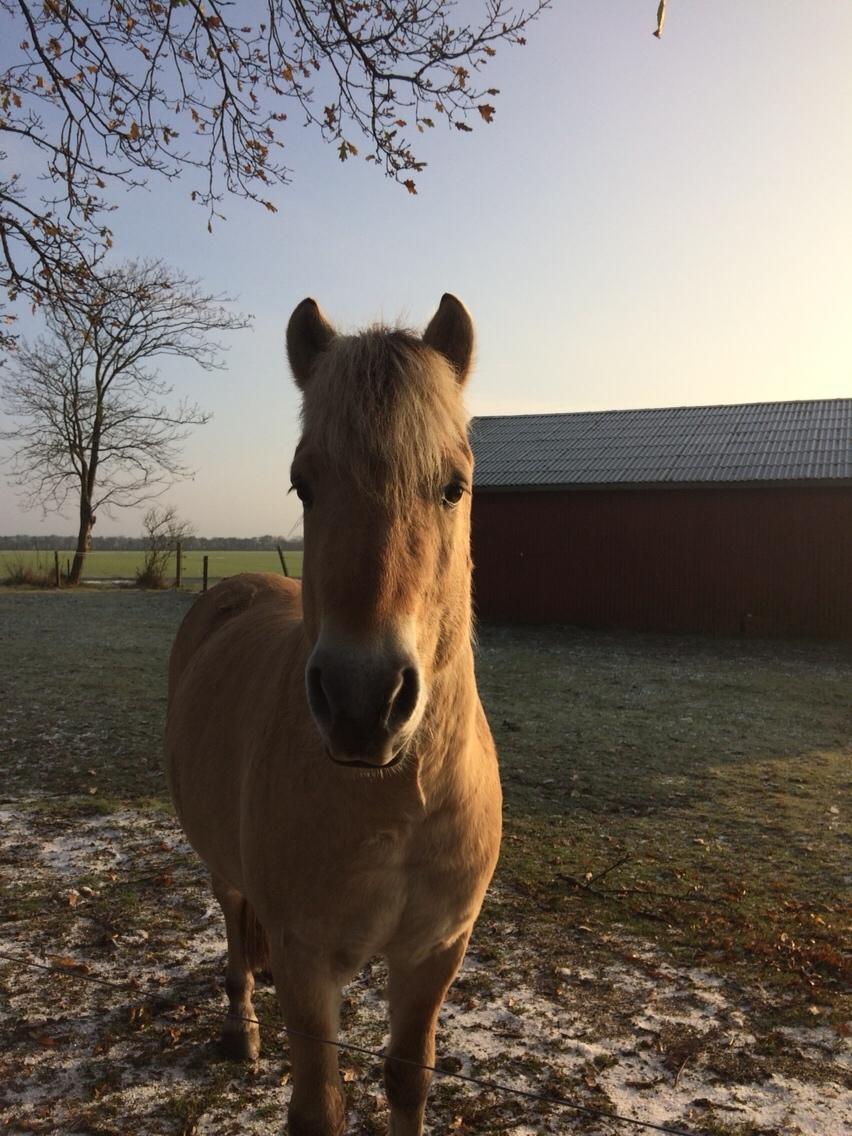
277, 544, 289, 578
175, 541, 182, 588
54, 550, 61, 588
202, 555, 209, 593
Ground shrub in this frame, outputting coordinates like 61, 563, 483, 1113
135, 505, 194, 589
135, 561, 169, 589
1, 552, 59, 588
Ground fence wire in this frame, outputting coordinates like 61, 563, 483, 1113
0, 948, 699, 1136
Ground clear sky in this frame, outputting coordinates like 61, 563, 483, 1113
2, 1, 850, 538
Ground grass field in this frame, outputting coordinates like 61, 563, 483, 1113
0, 548, 303, 583
0, 592, 849, 1135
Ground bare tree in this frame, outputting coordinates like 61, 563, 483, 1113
138, 504, 194, 588
0, 0, 547, 337
0, 258, 249, 583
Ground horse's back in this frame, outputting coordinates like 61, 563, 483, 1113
168, 572, 301, 701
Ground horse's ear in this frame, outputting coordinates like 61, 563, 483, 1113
423, 294, 475, 386
287, 298, 336, 388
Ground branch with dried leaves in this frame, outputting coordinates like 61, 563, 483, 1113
0, 0, 547, 332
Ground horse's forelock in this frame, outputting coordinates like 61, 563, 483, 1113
299, 327, 470, 502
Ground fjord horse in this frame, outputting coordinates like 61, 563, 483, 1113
165, 295, 502, 1135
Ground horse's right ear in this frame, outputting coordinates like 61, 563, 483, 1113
287, 298, 336, 388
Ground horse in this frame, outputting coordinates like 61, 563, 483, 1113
164, 294, 502, 1136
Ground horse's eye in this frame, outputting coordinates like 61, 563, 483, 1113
290, 479, 314, 509
441, 480, 466, 508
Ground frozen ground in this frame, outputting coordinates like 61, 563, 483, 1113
1, 805, 848, 1136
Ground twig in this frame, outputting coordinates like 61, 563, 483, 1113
558, 853, 630, 891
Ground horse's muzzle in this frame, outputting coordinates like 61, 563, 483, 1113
305, 641, 422, 768
325, 745, 407, 771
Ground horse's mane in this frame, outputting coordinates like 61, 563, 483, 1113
300, 327, 471, 503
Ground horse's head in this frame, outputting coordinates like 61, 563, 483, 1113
287, 295, 475, 770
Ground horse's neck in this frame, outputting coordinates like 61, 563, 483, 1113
432, 633, 477, 710
415, 640, 482, 790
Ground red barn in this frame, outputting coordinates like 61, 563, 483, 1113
470, 399, 852, 637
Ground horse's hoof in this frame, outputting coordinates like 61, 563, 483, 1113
220, 1021, 261, 1061
288, 1110, 345, 1136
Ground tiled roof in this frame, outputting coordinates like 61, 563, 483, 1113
470, 399, 852, 489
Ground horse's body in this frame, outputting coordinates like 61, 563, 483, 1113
165, 296, 501, 1135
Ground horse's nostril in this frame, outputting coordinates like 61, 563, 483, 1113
387, 665, 420, 731
306, 665, 332, 726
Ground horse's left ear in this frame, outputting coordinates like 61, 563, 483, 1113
287, 298, 336, 389
423, 294, 475, 386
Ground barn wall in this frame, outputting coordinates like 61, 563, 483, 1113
470, 485, 852, 637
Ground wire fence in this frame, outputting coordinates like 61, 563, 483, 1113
0, 947, 700, 1136
0, 546, 303, 590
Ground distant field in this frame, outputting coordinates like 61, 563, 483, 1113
0, 548, 303, 583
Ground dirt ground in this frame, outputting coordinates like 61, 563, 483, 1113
0, 591, 849, 1135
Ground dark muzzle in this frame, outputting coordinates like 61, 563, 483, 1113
306, 644, 421, 767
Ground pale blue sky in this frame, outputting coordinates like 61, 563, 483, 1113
2, 1, 851, 537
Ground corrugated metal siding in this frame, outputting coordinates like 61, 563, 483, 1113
471, 486, 852, 637
471, 399, 852, 488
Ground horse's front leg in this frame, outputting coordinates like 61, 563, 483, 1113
385, 932, 470, 1136
211, 874, 262, 1061
271, 943, 346, 1136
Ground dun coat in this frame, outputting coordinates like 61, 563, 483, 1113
165, 295, 502, 1136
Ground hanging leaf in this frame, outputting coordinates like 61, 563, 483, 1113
654, 0, 667, 38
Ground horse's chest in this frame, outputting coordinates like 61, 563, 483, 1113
269, 818, 467, 958
344, 825, 477, 961
259, 825, 412, 967
247, 764, 497, 967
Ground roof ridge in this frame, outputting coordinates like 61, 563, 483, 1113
470, 397, 852, 424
